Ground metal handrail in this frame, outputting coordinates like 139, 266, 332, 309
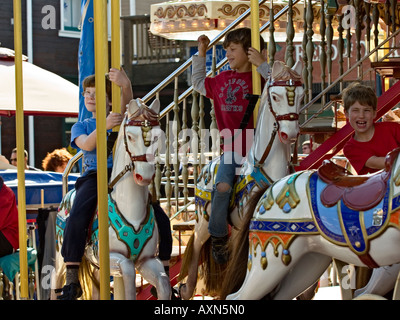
299, 27, 400, 118
142, 0, 267, 103
62, 150, 83, 197
146, 0, 302, 119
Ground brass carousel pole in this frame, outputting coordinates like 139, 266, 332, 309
250, 0, 262, 125
13, 0, 29, 299
93, 0, 110, 300
111, 0, 121, 117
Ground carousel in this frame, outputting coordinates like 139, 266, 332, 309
3, 0, 400, 302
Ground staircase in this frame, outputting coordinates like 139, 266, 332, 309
297, 79, 400, 171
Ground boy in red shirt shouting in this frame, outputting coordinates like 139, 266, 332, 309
343, 83, 400, 175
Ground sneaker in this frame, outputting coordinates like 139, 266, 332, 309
56, 282, 83, 300
210, 235, 229, 264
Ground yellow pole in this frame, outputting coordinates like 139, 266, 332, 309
13, 0, 29, 299
93, 0, 110, 300
250, 0, 262, 126
111, 0, 121, 120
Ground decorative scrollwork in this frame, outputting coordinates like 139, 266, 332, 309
153, 4, 208, 19
218, 4, 250, 16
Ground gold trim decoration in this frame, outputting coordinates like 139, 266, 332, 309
248, 230, 298, 271
275, 173, 301, 211
154, 4, 208, 19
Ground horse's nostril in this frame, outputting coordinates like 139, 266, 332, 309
280, 132, 288, 141
135, 173, 143, 182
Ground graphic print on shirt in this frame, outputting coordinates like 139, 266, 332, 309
219, 78, 249, 113
226, 85, 240, 104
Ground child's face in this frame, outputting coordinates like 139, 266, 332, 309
345, 101, 377, 137
83, 87, 96, 113
225, 42, 250, 72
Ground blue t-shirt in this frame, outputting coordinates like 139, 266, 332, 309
71, 117, 113, 175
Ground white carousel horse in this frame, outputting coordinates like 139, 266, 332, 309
53, 98, 171, 300
179, 60, 305, 299
221, 147, 400, 300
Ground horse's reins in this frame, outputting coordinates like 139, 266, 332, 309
108, 113, 160, 193
254, 78, 302, 168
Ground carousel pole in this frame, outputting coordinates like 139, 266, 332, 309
250, 0, 262, 125
93, 0, 111, 300
14, 0, 29, 299
13, 0, 29, 299
111, 0, 121, 118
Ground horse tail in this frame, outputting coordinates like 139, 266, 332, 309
199, 237, 226, 297
178, 228, 225, 296
79, 255, 100, 300
219, 187, 266, 299
178, 233, 194, 281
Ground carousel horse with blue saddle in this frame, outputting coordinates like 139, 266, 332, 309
221, 147, 400, 300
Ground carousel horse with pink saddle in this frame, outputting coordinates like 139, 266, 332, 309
220, 146, 400, 300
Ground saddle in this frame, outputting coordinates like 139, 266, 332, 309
317, 148, 400, 211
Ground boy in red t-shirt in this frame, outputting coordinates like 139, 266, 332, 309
342, 82, 400, 298
343, 83, 400, 175
192, 28, 270, 264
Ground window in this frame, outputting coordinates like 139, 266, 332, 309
59, 0, 112, 39
63, 0, 81, 32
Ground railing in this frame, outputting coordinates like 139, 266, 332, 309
117, 0, 400, 219
121, 15, 185, 78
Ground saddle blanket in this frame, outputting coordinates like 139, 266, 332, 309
309, 172, 394, 255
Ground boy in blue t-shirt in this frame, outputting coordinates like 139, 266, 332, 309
58, 68, 131, 300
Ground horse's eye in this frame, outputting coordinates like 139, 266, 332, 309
271, 94, 279, 102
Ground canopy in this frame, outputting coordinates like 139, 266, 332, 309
1, 169, 79, 206
0, 47, 79, 117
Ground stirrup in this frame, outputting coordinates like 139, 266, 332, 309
56, 283, 83, 300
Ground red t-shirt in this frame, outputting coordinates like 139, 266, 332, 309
343, 121, 400, 175
0, 177, 19, 250
204, 70, 261, 156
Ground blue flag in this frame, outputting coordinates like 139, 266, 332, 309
78, 0, 95, 122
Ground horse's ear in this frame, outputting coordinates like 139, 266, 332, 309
271, 61, 285, 79
292, 60, 303, 76
149, 98, 160, 114
127, 99, 140, 117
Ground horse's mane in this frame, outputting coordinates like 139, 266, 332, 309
271, 63, 302, 82
129, 104, 159, 122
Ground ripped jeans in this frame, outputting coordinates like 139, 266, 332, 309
208, 151, 242, 238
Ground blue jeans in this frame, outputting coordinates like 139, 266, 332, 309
208, 151, 242, 237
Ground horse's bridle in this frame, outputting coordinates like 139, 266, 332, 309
108, 111, 160, 192
254, 78, 303, 167
123, 116, 159, 163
